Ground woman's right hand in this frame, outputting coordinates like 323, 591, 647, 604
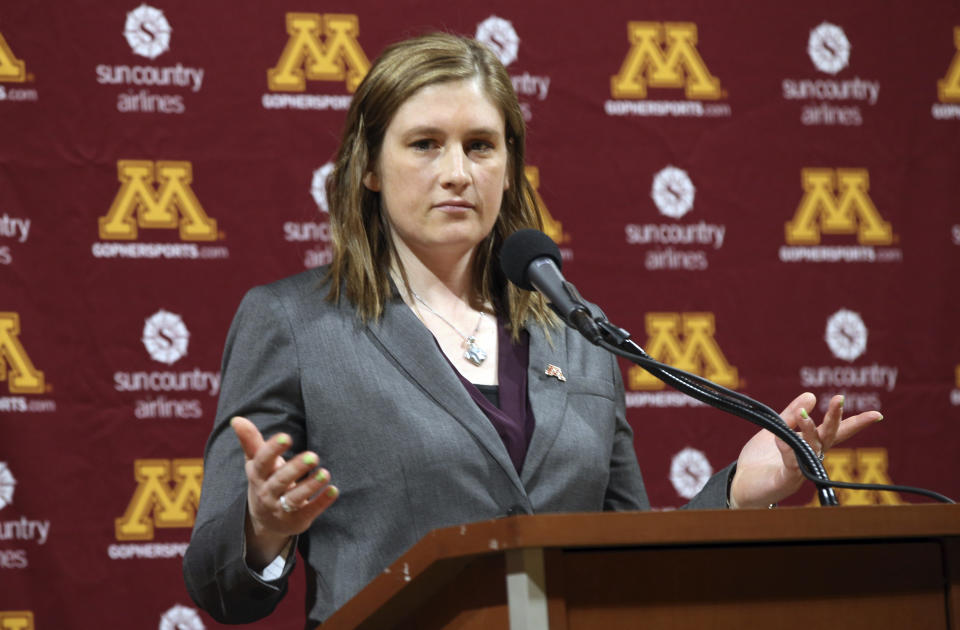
230, 416, 339, 569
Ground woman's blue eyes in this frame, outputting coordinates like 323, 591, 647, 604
409, 140, 494, 152
411, 139, 435, 150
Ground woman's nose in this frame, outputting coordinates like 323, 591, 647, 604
440, 147, 470, 190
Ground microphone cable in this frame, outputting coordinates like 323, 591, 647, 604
594, 320, 955, 505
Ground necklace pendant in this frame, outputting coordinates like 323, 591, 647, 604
463, 337, 487, 366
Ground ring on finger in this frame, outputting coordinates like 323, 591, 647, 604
816, 450, 825, 462
279, 494, 297, 513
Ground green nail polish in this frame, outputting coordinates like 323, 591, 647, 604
326, 485, 339, 499
875, 414, 884, 422
315, 469, 329, 483
800, 408, 810, 420
276, 434, 290, 446
303, 453, 318, 466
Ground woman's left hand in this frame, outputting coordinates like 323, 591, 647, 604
729, 392, 882, 509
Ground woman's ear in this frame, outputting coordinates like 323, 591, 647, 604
363, 170, 381, 192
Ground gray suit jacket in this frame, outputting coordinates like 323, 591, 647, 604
183, 267, 732, 625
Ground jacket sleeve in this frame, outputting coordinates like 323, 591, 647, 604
183, 285, 306, 623
683, 462, 736, 510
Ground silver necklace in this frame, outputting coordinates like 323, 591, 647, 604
410, 291, 487, 366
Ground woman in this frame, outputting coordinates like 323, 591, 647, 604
183, 33, 880, 625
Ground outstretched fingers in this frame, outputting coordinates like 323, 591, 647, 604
796, 407, 821, 454
230, 416, 266, 461
773, 392, 817, 463
247, 429, 293, 481
262, 451, 321, 499
779, 392, 817, 429
834, 407, 884, 445
282, 467, 340, 518
782, 393, 882, 459
228, 417, 339, 554
816, 395, 844, 450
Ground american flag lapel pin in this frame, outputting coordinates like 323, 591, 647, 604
545, 364, 566, 382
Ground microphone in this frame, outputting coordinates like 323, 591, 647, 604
500, 229, 602, 344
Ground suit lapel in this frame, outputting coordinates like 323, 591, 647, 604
365, 297, 526, 494
521, 324, 569, 485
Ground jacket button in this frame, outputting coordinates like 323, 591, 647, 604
504, 505, 528, 517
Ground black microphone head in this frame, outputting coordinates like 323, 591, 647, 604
500, 229, 562, 291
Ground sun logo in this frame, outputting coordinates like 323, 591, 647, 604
123, 4, 172, 60
0, 463, 15, 511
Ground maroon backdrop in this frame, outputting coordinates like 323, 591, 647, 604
2, 1, 959, 627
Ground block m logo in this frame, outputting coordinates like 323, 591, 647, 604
0, 612, 34, 630
785, 168, 893, 246
938, 27, 960, 102
0, 313, 44, 394
267, 13, 370, 92
0, 33, 26, 82
115, 459, 203, 541
628, 312, 738, 390
808, 448, 903, 505
611, 22, 722, 100
99, 160, 217, 241
524, 166, 568, 245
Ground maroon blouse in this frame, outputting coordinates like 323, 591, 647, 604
449, 319, 535, 474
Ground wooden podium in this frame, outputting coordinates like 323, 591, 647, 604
322, 504, 960, 629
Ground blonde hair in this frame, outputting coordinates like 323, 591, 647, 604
325, 32, 555, 336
